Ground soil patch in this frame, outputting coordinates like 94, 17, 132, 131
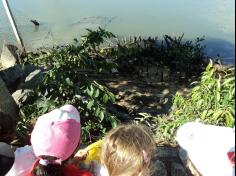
94, 72, 196, 122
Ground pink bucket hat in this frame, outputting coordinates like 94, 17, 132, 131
31, 105, 81, 164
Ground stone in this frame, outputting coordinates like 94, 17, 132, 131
0, 41, 19, 69
151, 160, 168, 176
0, 65, 24, 91
12, 89, 34, 107
21, 64, 38, 77
0, 76, 19, 119
171, 162, 188, 176
18, 69, 43, 90
162, 89, 170, 96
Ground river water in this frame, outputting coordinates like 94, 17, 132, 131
0, 0, 235, 64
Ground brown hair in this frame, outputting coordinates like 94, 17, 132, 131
0, 112, 16, 143
32, 156, 64, 176
101, 124, 155, 176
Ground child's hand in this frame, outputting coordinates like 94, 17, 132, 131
74, 148, 89, 161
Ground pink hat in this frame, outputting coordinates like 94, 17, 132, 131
31, 105, 81, 164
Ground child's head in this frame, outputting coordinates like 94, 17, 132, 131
0, 111, 16, 143
100, 124, 155, 176
30, 105, 81, 176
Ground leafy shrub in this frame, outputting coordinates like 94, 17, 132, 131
19, 28, 119, 143
157, 61, 235, 142
17, 28, 209, 144
161, 35, 206, 74
116, 34, 206, 76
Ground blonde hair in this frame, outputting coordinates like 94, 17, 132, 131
101, 124, 155, 176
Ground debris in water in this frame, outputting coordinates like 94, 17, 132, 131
70, 16, 116, 28
30, 20, 40, 26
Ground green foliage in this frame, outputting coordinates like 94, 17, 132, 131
17, 28, 208, 145
19, 28, 119, 143
17, 97, 57, 141
161, 35, 205, 73
157, 61, 235, 142
116, 34, 206, 76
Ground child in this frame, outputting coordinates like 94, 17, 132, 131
6, 105, 92, 176
176, 122, 235, 176
74, 140, 104, 174
74, 124, 156, 176
100, 124, 156, 176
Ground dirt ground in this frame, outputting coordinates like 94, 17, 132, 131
95, 71, 196, 122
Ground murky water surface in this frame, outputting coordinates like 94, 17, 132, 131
0, 0, 235, 63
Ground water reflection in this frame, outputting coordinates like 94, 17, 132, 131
203, 38, 235, 65
70, 16, 116, 28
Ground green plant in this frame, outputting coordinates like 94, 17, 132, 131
19, 28, 119, 144
115, 34, 206, 77
17, 28, 210, 145
161, 35, 205, 74
16, 97, 57, 141
157, 61, 235, 142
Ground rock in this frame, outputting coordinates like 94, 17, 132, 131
171, 162, 188, 176
0, 65, 24, 91
0, 76, 19, 119
10, 69, 44, 107
162, 89, 170, 96
12, 89, 34, 107
18, 69, 44, 90
0, 41, 19, 69
21, 64, 38, 77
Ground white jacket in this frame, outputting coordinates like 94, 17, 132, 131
177, 122, 235, 176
